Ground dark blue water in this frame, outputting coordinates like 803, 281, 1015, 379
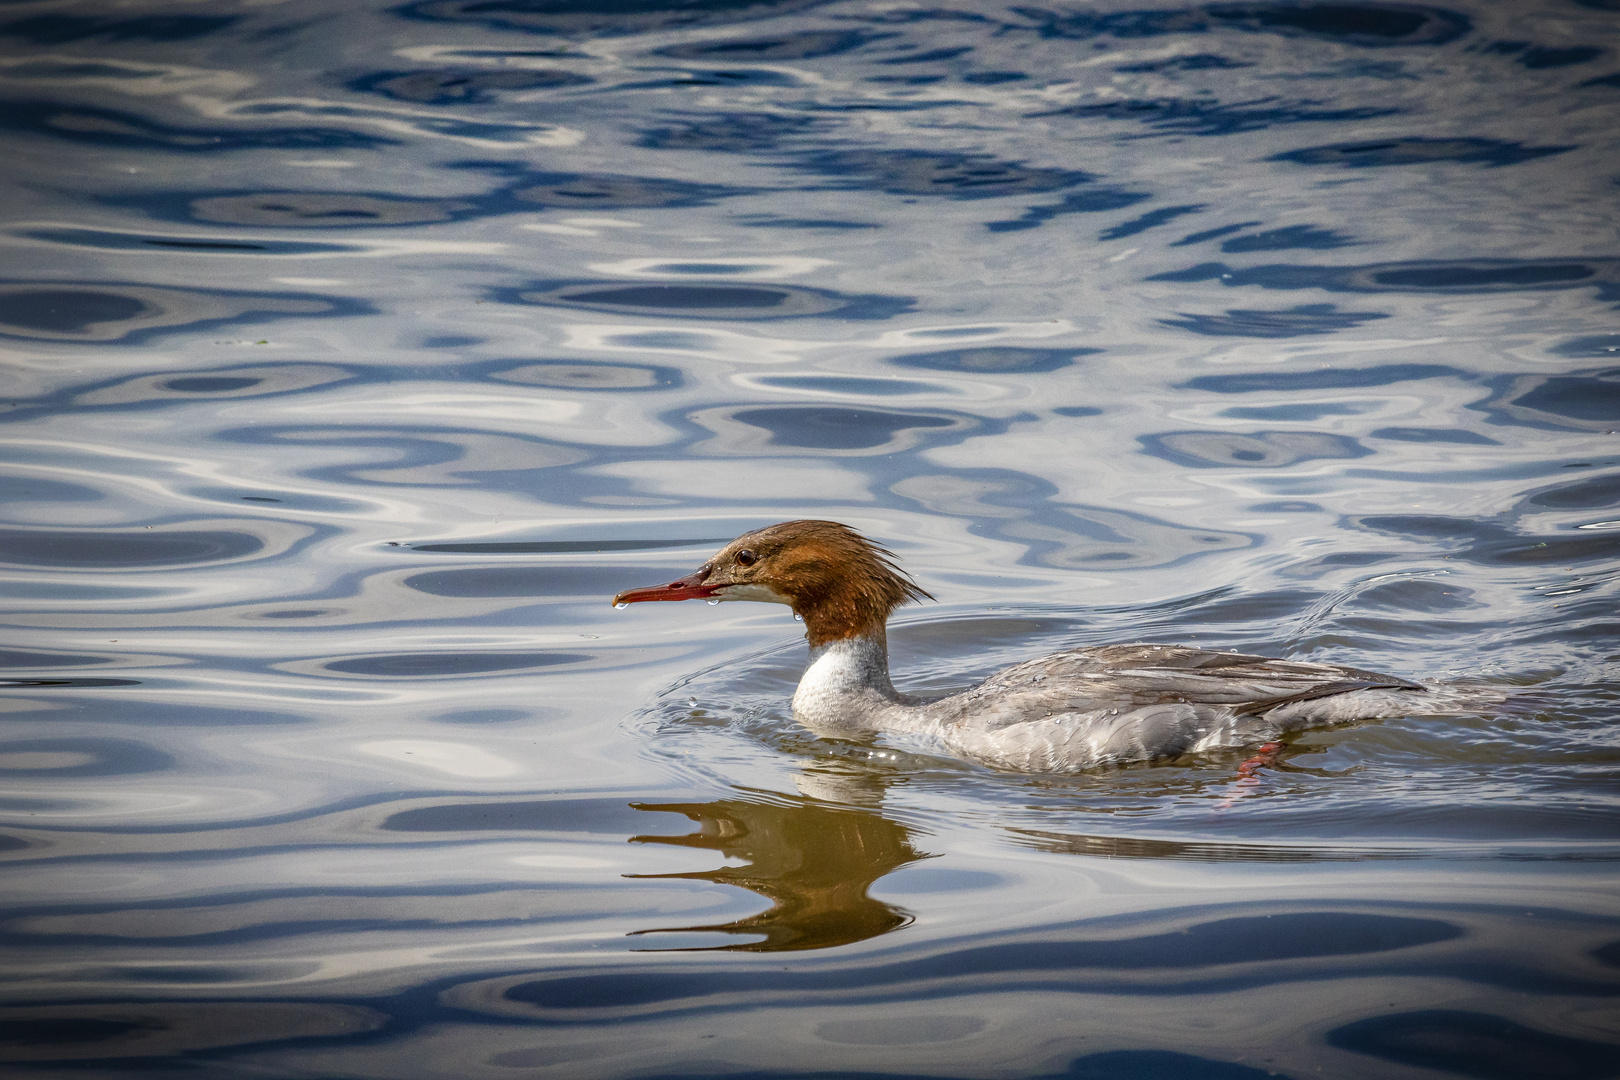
1, 0, 1618, 1075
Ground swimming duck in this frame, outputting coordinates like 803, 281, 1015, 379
612, 519, 1465, 773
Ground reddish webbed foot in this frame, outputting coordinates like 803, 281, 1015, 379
1236, 741, 1284, 779
1214, 742, 1286, 810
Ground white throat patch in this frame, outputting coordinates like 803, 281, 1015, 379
714, 582, 794, 606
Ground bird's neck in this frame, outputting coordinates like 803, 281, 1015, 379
791, 627, 904, 733
792, 561, 902, 648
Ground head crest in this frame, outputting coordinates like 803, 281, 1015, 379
738, 520, 932, 645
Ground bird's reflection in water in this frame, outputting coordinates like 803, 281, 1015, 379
627, 772, 930, 952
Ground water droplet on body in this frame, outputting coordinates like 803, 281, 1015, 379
794, 613, 803, 622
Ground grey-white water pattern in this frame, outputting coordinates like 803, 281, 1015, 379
1, 0, 1617, 1075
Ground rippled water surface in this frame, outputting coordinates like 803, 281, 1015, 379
3, 0, 1619, 1075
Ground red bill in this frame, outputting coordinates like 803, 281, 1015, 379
612, 569, 719, 606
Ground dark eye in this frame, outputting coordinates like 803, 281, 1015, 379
735, 549, 756, 567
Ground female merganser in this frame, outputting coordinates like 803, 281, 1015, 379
612, 520, 1466, 773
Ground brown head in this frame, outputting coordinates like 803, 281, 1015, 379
612, 520, 932, 647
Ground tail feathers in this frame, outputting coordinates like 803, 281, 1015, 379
1250, 679, 1517, 728
1410, 680, 1525, 714
1233, 678, 1420, 718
